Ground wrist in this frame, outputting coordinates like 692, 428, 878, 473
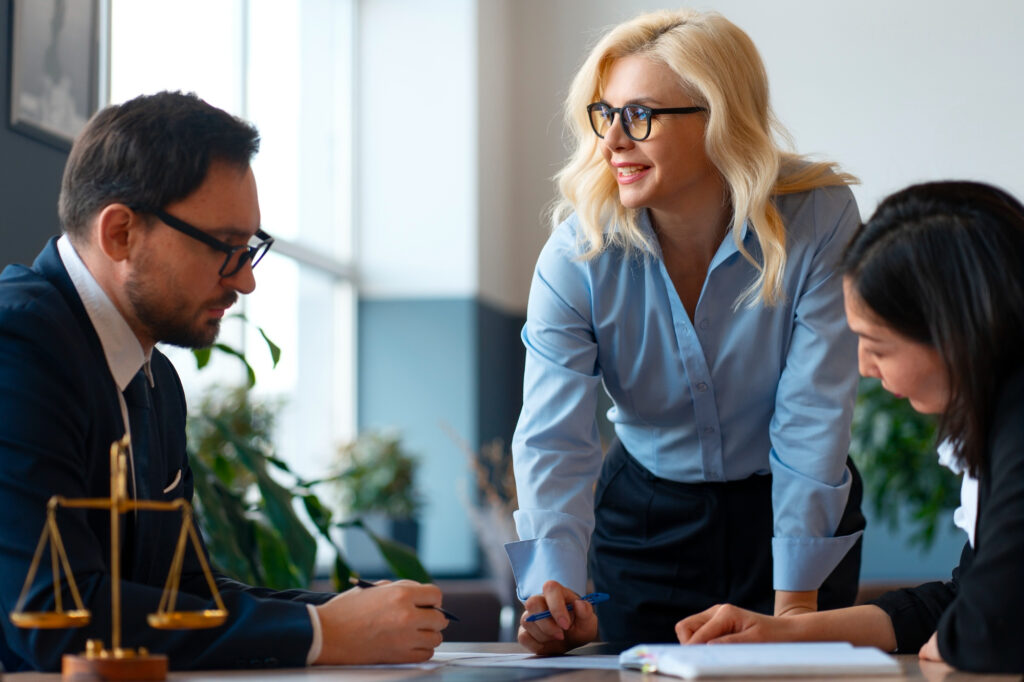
774, 589, 818, 616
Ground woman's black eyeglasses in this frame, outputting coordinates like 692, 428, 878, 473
147, 209, 274, 278
587, 102, 707, 141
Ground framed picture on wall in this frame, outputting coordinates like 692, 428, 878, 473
9, 0, 101, 150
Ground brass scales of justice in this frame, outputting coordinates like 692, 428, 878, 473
9, 435, 227, 680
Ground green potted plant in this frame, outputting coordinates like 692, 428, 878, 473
850, 376, 960, 549
332, 432, 423, 576
185, 319, 430, 589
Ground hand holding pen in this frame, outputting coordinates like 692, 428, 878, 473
349, 577, 460, 621
525, 592, 609, 622
313, 578, 446, 664
518, 579, 603, 656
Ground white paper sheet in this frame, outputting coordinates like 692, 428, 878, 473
433, 651, 621, 669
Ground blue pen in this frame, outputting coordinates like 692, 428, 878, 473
525, 592, 610, 622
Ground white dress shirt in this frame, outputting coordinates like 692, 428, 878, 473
56, 235, 323, 663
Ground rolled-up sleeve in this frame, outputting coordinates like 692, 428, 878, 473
769, 188, 862, 591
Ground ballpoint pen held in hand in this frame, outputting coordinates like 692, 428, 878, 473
524, 592, 610, 622
348, 577, 460, 622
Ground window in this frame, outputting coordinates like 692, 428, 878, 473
109, 0, 357, 483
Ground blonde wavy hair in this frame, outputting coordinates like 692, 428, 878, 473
552, 9, 857, 306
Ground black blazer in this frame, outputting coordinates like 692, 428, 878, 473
0, 239, 331, 672
872, 366, 1024, 673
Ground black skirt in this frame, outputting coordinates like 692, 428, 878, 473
588, 439, 864, 643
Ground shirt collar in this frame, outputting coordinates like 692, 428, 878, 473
57, 234, 153, 390
639, 208, 752, 268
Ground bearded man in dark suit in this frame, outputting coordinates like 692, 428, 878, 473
0, 91, 446, 673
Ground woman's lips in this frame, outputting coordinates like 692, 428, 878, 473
615, 164, 650, 184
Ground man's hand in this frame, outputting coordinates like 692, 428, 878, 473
518, 580, 599, 655
676, 604, 795, 644
314, 580, 447, 664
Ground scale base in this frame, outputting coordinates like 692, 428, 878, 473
62, 641, 167, 681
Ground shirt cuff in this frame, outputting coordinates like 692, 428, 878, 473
505, 537, 587, 601
306, 603, 323, 665
772, 531, 863, 591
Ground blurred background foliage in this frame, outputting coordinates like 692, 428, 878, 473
185, 324, 430, 591
333, 432, 420, 519
850, 377, 960, 549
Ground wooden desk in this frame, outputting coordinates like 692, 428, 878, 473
5, 642, 1019, 680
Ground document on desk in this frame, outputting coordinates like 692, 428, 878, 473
619, 642, 901, 678
433, 651, 621, 669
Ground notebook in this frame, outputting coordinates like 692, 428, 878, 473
619, 642, 901, 678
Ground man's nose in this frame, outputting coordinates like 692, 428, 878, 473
222, 260, 257, 294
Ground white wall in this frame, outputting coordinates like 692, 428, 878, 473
357, 0, 477, 299
360, 0, 1024, 313
497, 0, 1024, 313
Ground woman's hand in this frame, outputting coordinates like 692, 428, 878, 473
774, 589, 817, 617
918, 632, 945, 663
518, 580, 599, 655
676, 604, 795, 644
679, 603, 899, 653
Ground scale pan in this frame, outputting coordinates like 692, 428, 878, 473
147, 609, 227, 629
10, 610, 91, 629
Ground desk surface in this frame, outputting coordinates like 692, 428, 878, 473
5, 642, 1019, 681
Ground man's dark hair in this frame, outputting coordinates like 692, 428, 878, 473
58, 91, 260, 237
841, 180, 1024, 477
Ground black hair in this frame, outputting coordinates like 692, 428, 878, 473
58, 91, 260, 237
841, 181, 1024, 476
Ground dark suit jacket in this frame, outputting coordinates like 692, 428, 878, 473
0, 239, 331, 672
872, 365, 1024, 673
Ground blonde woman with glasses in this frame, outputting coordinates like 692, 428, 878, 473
507, 9, 864, 653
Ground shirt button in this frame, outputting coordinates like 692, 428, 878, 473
703, 426, 715, 435
697, 382, 708, 392
699, 319, 710, 329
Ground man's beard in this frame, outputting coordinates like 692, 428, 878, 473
126, 271, 236, 349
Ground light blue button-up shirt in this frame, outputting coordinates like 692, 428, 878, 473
506, 184, 862, 600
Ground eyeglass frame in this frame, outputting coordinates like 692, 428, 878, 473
137, 207, 274, 277
586, 102, 708, 142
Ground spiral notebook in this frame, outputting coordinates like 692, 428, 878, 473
619, 642, 901, 678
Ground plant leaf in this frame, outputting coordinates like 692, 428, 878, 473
188, 450, 258, 583
192, 347, 212, 369
257, 326, 282, 367
333, 554, 355, 592
354, 519, 432, 583
209, 419, 318, 583
252, 519, 303, 589
211, 343, 257, 388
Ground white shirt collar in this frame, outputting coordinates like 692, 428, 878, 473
57, 235, 152, 390
937, 439, 978, 548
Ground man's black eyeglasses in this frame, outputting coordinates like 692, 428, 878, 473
149, 209, 274, 278
587, 102, 707, 141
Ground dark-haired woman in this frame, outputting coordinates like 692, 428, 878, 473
676, 180, 1024, 674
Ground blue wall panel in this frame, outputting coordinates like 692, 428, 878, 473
358, 297, 525, 576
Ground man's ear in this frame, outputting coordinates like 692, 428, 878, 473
94, 204, 142, 262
